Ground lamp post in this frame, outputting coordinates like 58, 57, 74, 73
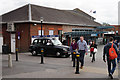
40, 17, 43, 37
40, 17, 44, 64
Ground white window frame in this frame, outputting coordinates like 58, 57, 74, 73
49, 30, 54, 35
38, 30, 44, 36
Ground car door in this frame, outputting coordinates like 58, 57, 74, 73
41, 39, 47, 55
37, 39, 46, 54
45, 39, 55, 55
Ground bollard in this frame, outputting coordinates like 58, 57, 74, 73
16, 48, 19, 61
8, 54, 12, 68
72, 52, 73, 61
73, 51, 76, 67
75, 53, 80, 74
40, 48, 44, 64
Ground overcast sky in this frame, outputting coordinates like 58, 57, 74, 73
0, 0, 119, 25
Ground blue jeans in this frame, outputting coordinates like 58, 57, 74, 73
117, 53, 120, 63
78, 50, 85, 67
107, 59, 116, 75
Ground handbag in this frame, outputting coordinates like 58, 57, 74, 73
90, 47, 94, 52
94, 48, 97, 53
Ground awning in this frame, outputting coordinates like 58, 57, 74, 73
96, 26, 114, 29
64, 31, 107, 37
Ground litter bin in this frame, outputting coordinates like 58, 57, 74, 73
2, 44, 9, 54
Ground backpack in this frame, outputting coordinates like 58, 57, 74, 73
109, 43, 118, 60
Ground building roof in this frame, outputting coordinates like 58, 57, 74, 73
2, 5, 29, 23
1, 4, 101, 27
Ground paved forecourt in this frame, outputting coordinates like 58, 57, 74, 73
2, 45, 119, 78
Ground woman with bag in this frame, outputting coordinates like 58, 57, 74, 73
90, 41, 97, 62
70, 39, 77, 61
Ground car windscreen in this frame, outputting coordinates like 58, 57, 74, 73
51, 38, 62, 45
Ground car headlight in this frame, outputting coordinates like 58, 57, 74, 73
63, 48, 67, 51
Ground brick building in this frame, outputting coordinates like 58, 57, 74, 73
111, 25, 120, 35
96, 25, 120, 44
1, 4, 103, 52
109, 25, 120, 40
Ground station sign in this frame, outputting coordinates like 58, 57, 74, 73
32, 35, 59, 38
91, 34, 97, 37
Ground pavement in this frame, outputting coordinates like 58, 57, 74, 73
1, 45, 120, 79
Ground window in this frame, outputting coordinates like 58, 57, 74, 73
100, 33, 103, 37
58, 30, 62, 35
49, 30, 54, 35
58, 30, 62, 41
33, 39, 38, 44
51, 38, 62, 45
38, 30, 44, 35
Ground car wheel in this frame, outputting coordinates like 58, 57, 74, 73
65, 54, 70, 58
56, 52, 61, 57
44, 54, 47, 57
32, 51, 37, 56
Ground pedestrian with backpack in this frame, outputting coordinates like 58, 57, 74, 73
103, 37, 118, 79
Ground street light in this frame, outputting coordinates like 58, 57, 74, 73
40, 17, 43, 37
40, 17, 44, 64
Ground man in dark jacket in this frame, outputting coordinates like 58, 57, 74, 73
103, 37, 118, 79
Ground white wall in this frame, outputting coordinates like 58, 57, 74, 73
0, 37, 3, 53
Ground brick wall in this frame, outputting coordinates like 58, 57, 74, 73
62, 25, 94, 33
15, 23, 31, 52
104, 26, 120, 35
115, 26, 120, 35
2, 24, 11, 52
30, 24, 62, 36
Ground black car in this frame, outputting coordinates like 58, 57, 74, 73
29, 37, 70, 57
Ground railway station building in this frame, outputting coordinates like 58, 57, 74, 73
1, 4, 115, 52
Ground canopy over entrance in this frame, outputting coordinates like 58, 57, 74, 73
64, 26, 115, 37
64, 31, 107, 37
95, 26, 114, 29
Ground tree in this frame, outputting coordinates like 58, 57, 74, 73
102, 22, 110, 26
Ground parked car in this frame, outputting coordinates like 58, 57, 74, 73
29, 37, 70, 57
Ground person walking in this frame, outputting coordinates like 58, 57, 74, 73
90, 41, 97, 62
114, 40, 118, 47
103, 37, 118, 79
117, 41, 120, 63
70, 39, 77, 61
77, 36, 88, 69
62, 39, 67, 45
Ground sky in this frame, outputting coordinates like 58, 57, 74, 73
0, 0, 119, 25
